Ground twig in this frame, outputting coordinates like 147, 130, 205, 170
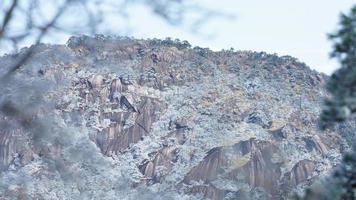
1, 0, 70, 80
0, 0, 18, 39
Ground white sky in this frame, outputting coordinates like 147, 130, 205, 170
123, 0, 355, 75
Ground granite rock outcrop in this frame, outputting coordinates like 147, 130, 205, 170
0, 36, 354, 200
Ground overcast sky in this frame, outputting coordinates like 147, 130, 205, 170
122, 0, 354, 75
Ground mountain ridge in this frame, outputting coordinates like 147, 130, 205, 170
0, 35, 353, 200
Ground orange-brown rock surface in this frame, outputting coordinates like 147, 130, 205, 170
0, 36, 354, 200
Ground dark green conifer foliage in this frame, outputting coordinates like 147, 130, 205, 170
299, 5, 356, 200
320, 5, 356, 129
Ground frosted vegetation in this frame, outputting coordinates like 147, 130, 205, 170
0, 36, 354, 199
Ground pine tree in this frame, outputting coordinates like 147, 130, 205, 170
299, 5, 356, 200
320, 5, 356, 128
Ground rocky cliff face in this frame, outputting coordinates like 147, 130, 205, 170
0, 36, 353, 200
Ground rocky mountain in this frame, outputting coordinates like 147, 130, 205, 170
0, 36, 354, 200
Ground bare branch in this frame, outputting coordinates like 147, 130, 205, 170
1, 0, 70, 79
0, 0, 18, 39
